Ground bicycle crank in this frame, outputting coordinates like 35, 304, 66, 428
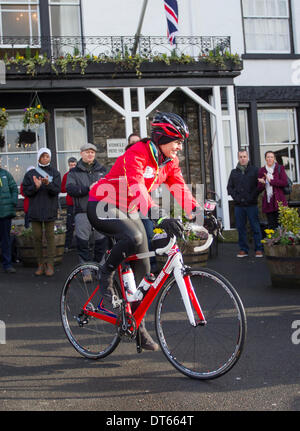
117, 303, 137, 339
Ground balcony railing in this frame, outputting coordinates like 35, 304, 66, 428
0, 35, 231, 60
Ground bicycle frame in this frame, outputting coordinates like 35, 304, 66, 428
81, 235, 207, 331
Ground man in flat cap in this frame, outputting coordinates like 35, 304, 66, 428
66, 143, 109, 279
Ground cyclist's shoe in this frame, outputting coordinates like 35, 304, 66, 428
139, 319, 159, 352
98, 263, 116, 305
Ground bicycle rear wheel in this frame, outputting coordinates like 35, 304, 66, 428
156, 268, 247, 380
60, 262, 121, 359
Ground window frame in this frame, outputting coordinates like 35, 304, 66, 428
54, 107, 87, 174
241, 0, 294, 55
0, 0, 41, 48
0, 108, 47, 187
257, 107, 300, 183
48, 0, 82, 37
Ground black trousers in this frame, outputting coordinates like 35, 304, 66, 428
87, 201, 150, 285
0, 217, 12, 269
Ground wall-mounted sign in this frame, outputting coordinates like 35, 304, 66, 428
107, 139, 127, 158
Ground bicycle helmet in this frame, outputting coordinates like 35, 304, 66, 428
151, 112, 189, 146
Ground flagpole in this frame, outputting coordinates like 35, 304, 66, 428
132, 0, 149, 56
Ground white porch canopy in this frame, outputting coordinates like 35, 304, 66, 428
87, 86, 239, 230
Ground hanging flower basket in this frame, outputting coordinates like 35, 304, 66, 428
0, 107, 8, 129
23, 93, 49, 128
0, 108, 8, 149
23, 105, 49, 128
17, 129, 37, 148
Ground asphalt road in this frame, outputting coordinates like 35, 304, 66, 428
0, 242, 300, 412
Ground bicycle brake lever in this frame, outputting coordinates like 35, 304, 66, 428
218, 231, 225, 240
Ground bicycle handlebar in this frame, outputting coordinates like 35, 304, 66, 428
193, 234, 214, 252
155, 225, 213, 256
155, 235, 177, 256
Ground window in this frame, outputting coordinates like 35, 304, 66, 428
54, 109, 87, 174
49, 0, 82, 56
223, 119, 234, 181
0, 0, 40, 46
242, 0, 291, 53
238, 109, 250, 150
0, 110, 46, 186
258, 108, 299, 182
223, 110, 250, 181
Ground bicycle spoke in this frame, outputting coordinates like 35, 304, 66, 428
60, 263, 120, 359
156, 268, 246, 380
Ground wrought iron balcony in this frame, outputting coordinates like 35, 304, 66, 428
0, 35, 231, 60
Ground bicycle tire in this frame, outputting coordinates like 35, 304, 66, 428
60, 262, 121, 359
155, 267, 247, 380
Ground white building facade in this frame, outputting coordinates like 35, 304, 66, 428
0, 0, 299, 228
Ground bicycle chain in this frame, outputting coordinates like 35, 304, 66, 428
117, 308, 137, 339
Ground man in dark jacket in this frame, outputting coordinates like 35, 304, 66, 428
227, 149, 263, 258
66, 143, 109, 276
22, 148, 61, 276
0, 165, 18, 273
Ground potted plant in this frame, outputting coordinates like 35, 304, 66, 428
0, 107, 8, 148
153, 221, 210, 270
178, 222, 210, 267
12, 224, 66, 267
262, 202, 300, 287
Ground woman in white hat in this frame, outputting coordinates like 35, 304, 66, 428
22, 148, 61, 276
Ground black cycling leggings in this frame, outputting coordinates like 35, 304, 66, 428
87, 200, 150, 285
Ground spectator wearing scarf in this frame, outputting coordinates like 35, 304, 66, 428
22, 148, 61, 276
258, 151, 288, 230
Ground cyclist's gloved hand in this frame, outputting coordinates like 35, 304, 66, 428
147, 206, 184, 238
157, 217, 184, 239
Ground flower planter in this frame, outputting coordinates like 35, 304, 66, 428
180, 239, 209, 267
5, 58, 242, 78
156, 239, 209, 270
263, 244, 300, 287
16, 232, 65, 267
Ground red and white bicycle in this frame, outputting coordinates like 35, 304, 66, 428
60, 206, 247, 380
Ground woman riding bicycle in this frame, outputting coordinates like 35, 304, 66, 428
87, 112, 201, 351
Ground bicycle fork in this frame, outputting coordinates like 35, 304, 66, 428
173, 259, 207, 327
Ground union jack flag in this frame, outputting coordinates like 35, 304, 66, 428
164, 0, 179, 45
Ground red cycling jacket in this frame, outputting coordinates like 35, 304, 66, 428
61, 171, 73, 206
89, 140, 198, 216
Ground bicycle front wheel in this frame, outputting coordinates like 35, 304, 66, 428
156, 268, 247, 380
60, 262, 121, 359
